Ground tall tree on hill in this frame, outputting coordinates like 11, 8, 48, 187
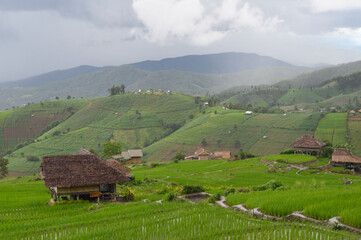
0, 158, 8, 179
108, 85, 121, 96
120, 84, 125, 94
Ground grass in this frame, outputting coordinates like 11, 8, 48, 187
262, 154, 315, 163
348, 119, 361, 156
0, 169, 358, 239
314, 113, 347, 145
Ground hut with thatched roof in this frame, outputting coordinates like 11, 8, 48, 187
290, 134, 325, 156
213, 151, 231, 159
40, 153, 129, 202
331, 148, 361, 168
195, 148, 212, 160
113, 149, 143, 164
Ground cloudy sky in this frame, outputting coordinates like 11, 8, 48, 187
1, 0, 361, 81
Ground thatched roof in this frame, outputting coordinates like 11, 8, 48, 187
350, 110, 356, 114
41, 154, 129, 188
76, 147, 96, 156
114, 149, 143, 160
213, 151, 231, 159
195, 148, 211, 156
332, 148, 361, 164
290, 135, 326, 149
106, 159, 132, 174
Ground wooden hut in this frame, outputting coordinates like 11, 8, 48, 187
213, 151, 231, 159
290, 135, 325, 156
40, 154, 129, 202
331, 148, 361, 168
113, 149, 143, 164
349, 110, 356, 115
195, 148, 211, 160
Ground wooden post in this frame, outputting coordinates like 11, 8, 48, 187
77, 195, 79, 200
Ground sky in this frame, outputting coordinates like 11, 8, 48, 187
1, 0, 361, 81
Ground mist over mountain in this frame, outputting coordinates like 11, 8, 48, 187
0, 65, 111, 88
130, 52, 294, 74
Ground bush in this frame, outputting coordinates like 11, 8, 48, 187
207, 193, 221, 203
163, 192, 176, 201
280, 149, 295, 154
182, 185, 204, 194
224, 187, 236, 196
124, 187, 135, 201
253, 180, 283, 191
26, 155, 40, 162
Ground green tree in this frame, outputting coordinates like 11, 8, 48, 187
201, 138, 207, 147
173, 152, 185, 161
108, 85, 121, 96
102, 141, 122, 159
0, 158, 8, 179
120, 84, 125, 94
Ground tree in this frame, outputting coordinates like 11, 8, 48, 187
26, 155, 40, 162
55, 96, 59, 100
120, 84, 125, 94
67, 95, 71, 99
201, 138, 207, 147
172, 152, 185, 161
108, 85, 121, 96
0, 158, 8, 179
102, 141, 122, 159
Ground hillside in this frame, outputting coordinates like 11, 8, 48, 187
143, 108, 322, 162
0, 65, 110, 88
4, 93, 199, 173
0, 65, 311, 110
222, 70, 361, 110
281, 59, 361, 88
131, 52, 294, 73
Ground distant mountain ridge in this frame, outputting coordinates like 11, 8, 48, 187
0, 65, 111, 88
130, 52, 293, 74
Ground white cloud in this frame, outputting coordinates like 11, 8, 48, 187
132, 0, 282, 45
328, 27, 361, 46
310, 0, 361, 13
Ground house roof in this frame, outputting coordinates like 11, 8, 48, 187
350, 110, 356, 114
106, 159, 132, 174
76, 147, 96, 156
128, 149, 143, 157
213, 151, 231, 159
290, 134, 326, 149
41, 154, 129, 188
195, 148, 211, 156
332, 148, 361, 164
120, 151, 131, 160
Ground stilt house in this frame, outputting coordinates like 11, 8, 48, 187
331, 148, 361, 168
290, 134, 326, 156
40, 152, 129, 202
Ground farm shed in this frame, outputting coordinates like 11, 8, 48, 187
290, 134, 325, 156
40, 154, 129, 202
114, 149, 143, 163
213, 151, 231, 159
195, 148, 212, 160
349, 110, 356, 115
331, 148, 361, 168
245, 111, 253, 115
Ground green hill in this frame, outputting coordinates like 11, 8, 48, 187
143, 108, 322, 162
4, 93, 199, 173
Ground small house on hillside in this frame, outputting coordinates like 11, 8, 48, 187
40, 153, 129, 202
213, 151, 231, 159
290, 134, 325, 156
350, 110, 356, 115
113, 149, 143, 164
331, 148, 361, 168
195, 148, 212, 160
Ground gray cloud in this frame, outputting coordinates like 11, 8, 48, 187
0, 0, 361, 82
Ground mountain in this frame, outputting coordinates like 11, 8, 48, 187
282, 60, 361, 88
0, 65, 111, 88
0, 65, 312, 110
131, 52, 294, 74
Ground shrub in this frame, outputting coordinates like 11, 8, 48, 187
207, 193, 221, 203
26, 155, 40, 162
163, 192, 176, 201
253, 180, 283, 191
182, 185, 204, 194
124, 187, 135, 201
280, 149, 295, 154
224, 187, 236, 196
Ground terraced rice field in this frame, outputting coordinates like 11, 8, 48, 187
314, 113, 347, 145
